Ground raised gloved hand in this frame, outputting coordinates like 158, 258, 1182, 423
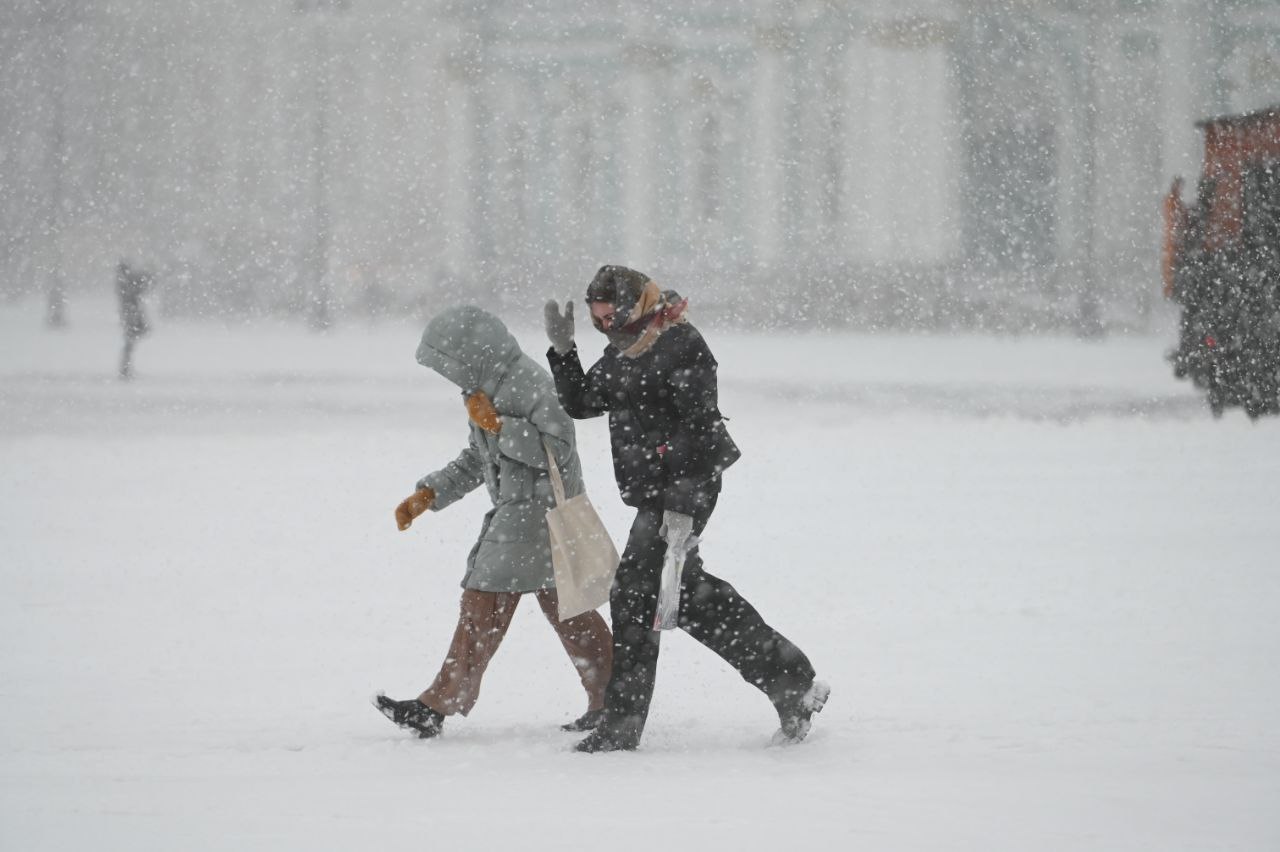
465, 391, 502, 435
659, 510, 695, 552
544, 300, 575, 355
395, 487, 435, 531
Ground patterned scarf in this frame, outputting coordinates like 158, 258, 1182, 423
611, 281, 689, 358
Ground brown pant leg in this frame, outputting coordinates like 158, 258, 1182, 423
534, 589, 613, 712
418, 589, 520, 717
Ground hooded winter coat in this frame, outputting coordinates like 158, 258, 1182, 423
415, 306, 584, 593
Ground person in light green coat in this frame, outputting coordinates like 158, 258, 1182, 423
376, 306, 613, 740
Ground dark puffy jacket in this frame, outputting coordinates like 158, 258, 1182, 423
547, 322, 740, 516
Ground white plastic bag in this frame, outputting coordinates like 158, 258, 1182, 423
653, 534, 699, 631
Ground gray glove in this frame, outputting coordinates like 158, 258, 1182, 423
659, 510, 695, 552
544, 300, 575, 355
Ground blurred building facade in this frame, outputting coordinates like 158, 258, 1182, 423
1, 0, 1277, 330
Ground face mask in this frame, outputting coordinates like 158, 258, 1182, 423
591, 302, 649, 351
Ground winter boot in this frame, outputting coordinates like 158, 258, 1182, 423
374, 694, 445, 739
573, 717, 641, 753
771, 680, 831, 746
560, 708, 605, 732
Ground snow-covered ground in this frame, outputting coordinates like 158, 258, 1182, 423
2, 296, 1278, 851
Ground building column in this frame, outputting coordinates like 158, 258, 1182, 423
1159, 0, 1210, 196
442, 49, 478, 281
838, 35, 872, 259
620, 42, 669, 269
748, 23, 793, 271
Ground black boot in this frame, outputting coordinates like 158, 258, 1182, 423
374, 694, 445, 739
574, 716, 641, 753
560, 709, 605, 732
771, 680, 830, 746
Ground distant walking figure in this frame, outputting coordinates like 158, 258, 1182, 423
116, 260, 152, 380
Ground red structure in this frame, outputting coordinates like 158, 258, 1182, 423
1163, 105, 1280, 295
1198, 106, 1280, 250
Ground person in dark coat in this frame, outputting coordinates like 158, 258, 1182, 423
544, 265, 828, 752
116, 260, 152, 380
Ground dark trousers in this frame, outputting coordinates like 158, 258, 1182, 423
119, 337, 137, 379
602, 497, 816, 738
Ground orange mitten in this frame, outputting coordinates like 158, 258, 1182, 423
395, 487, 435, 531
465, 391, 502, 435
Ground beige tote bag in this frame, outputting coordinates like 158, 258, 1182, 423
543, 438, 619, 621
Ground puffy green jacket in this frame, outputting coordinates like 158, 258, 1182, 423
415, 306, 584, 592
